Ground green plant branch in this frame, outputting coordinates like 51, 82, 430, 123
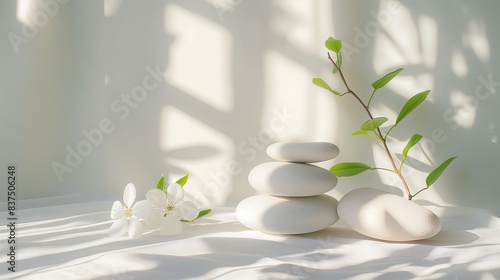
399, 157, 407, 172
366, 89, 377, 108
373, 167, 396, 173
327, 52, 414, 200
328, 54, 384, 140
384, 124, 397, 141
411, 186, 430, 198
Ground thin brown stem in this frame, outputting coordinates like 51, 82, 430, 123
327, 52, 413, 200
327, 54, 382, 139
381, 139, 413, 200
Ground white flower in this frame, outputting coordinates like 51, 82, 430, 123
146, 183, 199, 235
109, 183, 151, 238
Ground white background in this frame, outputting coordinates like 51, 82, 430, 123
1, 0, 499, 210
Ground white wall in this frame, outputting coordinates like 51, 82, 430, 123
1, 0, 499, 210
330, 1, 500, 209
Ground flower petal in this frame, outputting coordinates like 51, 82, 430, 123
166, 183, 184, 204
132, 200, 151, 220
108, 219, 128, 237
161, 215, 182, 235
145, 208, 164, 226
123, 183, 136, 208
176, 200, 199, 221
146, 189, 168, 208
110, 201, 125, 220
128, 218, 143, 238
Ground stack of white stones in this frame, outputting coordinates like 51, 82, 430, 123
236, 142, 341, 234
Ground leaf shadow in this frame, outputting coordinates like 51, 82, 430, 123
395, 153, 433, 172
165, 145, 221, 160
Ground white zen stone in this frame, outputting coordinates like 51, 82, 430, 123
248, 162, 338, 196
266, 142, 340, 163
236, 194, 339, 234
338, 188, 441, 242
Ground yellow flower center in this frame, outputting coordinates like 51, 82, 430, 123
123, 208, 133, 217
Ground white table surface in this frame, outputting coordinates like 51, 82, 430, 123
1, 200, 500, 279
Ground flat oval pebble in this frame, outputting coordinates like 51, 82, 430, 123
236, 194, 339, 234
248, 162, 338, 197
338, 188, 441, 242
266, 142, 340, 163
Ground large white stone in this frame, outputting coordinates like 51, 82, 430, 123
236, 194, 339, 234
248, 162, 338, 196
338, 188, 441, 242
266, 142, 340, 163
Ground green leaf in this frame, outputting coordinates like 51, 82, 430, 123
337, 51, 343, 68
181, 208, 212, 223
371, 68, 404, 89
196, 208, 212, 219
312, 78, 342, 96
156, 174, 165, 190
352, 130, 381, 140
360, 117, 388, 131
396, 90, 430, 125
352, 130, 369, 136
331, 52, 343, 74
426, 156, 457, 187
176, 173, 189, 187
330, 162, 373, 177
325, 37, 342, 53
402, 134, 423, 158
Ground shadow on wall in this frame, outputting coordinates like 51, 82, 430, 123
0, 1, 110, 202
3, 0, 498, 210
101, 0, 277, 206
1, 0, 273, 206
330, 0, 500, 209
2, 0, 336, 207
1, 0, 176, 203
